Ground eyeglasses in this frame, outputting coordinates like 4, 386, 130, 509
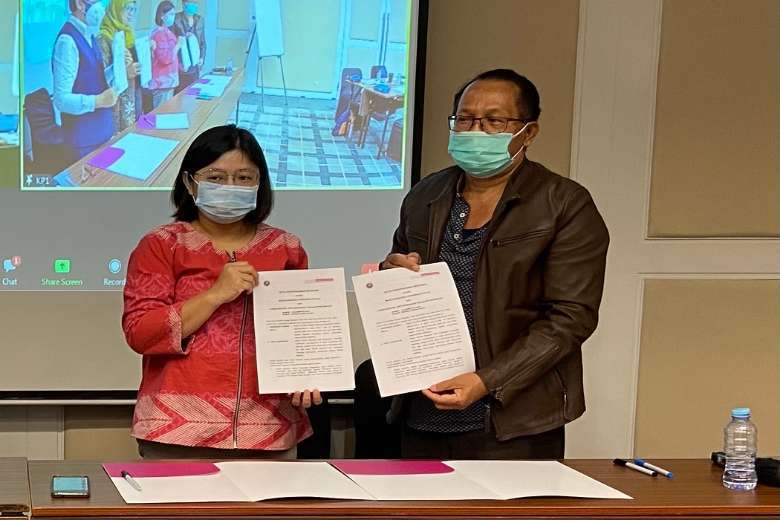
448, 115, 529, 134
192, 168, 261, 186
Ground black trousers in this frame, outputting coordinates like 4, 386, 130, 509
401, 424, 565, 460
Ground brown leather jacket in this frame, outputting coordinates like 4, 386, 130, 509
387, 159, 609, 440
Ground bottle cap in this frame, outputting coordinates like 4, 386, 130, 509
731, 407, 751, 418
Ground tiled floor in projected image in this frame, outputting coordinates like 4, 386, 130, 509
229, 94, 403, 189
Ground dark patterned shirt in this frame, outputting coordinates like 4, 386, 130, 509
407, 195, 489, 433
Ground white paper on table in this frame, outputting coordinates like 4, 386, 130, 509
112, 31, 128, 94
135, 35, 152, 88
201, 74, 232, 87
186, 33, 201, 67
352, 262, 476, 397
445, 461, 632, 500
253, 268, 355, 393
217, 461, 373, 501
110, 473, 248, 504
107, 132, 179, 181
337, 471, 500, 501
179, 36, 192, 71
155, 113, 190, 129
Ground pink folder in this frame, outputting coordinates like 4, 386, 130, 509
330, 460, 454, 476
102, 462, 219, 478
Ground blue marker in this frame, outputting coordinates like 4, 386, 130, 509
634, 459, 673, 478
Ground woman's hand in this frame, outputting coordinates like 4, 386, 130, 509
290, 390, 322, 409
125, 50, 140, 78
206, 261, 258, 305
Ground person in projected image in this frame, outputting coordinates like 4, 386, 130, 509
123, 125, 320, 459
381, 69, 610, 460
148, 1, 182, 108
173, 0, 206, 92
100, 0, 141, 131
53, 0, 118, 163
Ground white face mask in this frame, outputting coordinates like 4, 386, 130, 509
193, 180, 258, 224
84, 1, 106, 38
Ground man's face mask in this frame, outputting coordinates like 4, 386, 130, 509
84, 0, 107, 35
447, 122, 532, 179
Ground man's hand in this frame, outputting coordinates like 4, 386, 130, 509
422, 373, 488, 410
381, 252, 422, 271
95, 88, 118, 108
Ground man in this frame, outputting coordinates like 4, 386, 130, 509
173, 0, 206, 92
53, 0, 118, 163
382, 69, 609, 459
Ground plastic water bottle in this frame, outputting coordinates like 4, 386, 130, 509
722, 407, 758, 491
226, 58, 234, 75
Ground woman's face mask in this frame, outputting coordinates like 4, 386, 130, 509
192, 180, 258, 224
162, 11, 175, 27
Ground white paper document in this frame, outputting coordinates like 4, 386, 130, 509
339, 471, 500, 501
445, 461, 632, 500
135, 35, 152, 88
155, 113, 190, 129
110, 472, 246, 504
352, 262, 476, 397
111, 31, 128, 94
253, 268, 355, 393
109, 462, 372, 504
179, 36, 192, 71
186, 33, 201, 68
107, 133, 179, 180
217, 461, 373, 501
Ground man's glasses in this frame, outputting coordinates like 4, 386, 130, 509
448, 115, 529, 134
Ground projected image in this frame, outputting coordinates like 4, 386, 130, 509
0, 1, 20, 189
22, 0, 411, 190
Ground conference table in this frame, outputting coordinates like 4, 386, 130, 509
58, 69, 245, 189
2, 458, 778, 519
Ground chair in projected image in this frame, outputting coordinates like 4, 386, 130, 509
332, 67, 363, 139
23, 89, 68, 176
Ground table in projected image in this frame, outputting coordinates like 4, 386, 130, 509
346, 79, 405, 157
60, 69, 245, 189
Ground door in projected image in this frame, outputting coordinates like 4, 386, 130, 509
341, 0, 409, 84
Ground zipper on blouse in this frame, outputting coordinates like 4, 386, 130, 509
229, 251, 249, 449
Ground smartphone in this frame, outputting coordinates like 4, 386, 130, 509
51, 475, 90, 498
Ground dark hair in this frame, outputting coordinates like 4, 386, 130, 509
172, 125, 273, 224
452, 69, 541, 121
155, 0, 176, 25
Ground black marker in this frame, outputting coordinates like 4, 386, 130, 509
613, 458, 658, 477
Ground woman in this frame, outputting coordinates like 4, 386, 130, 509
100, 0, 141, 131
149, 0, 181, 108
123, 125, 320, 459
173, 0, 206, 92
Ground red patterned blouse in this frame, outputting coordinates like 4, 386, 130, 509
122, 221, 313, 450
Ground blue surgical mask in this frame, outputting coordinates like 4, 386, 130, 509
447, 122, 532, 178
184, 3, 199, 15
84, 1, 106, 38
162, 12, 175, 27
194, 181, 258, 224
